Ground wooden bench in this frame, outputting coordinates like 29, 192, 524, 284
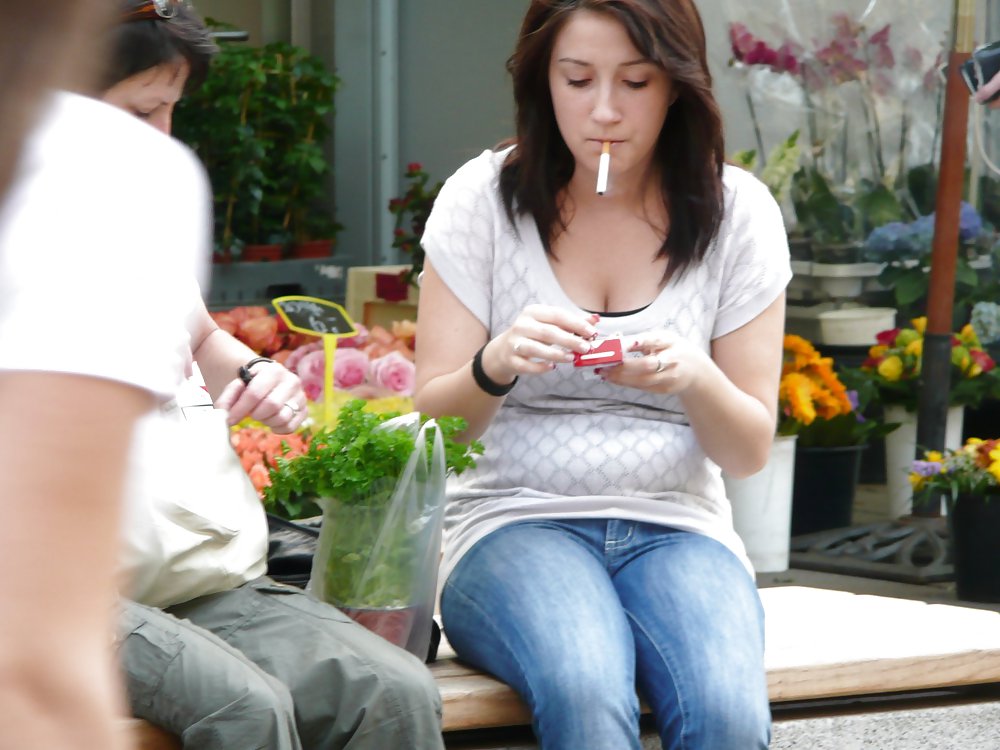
431, 586, 1000, 732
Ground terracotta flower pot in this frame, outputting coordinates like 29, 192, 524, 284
241, 243, 284, 262
291, 239, 334, 259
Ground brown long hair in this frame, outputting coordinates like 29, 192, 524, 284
499, 0, 725, 279
0, 0, 110, 206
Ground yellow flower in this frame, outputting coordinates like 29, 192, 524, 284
896, 329, 921, 347
990, 462, 1000, 484
925, 450, 943, 463
868, 344, 888, 359
877, 355, 904, 381
904, 339, 923, 357
959, 324, 981, 347
780, 371, 817, 425
911, 317, 927, 334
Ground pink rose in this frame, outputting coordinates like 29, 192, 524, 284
333, 347, 370, 390
337, 324, 369, 349
296, 350, 327, 401
285, 341, 323, 374
368, 351, 416, 395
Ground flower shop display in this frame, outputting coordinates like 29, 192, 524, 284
388, 162, 443, 287
264, 400, 483, 656
779, 335, 897, 535
911, 438, 1000, 601
859, 317, 999, 518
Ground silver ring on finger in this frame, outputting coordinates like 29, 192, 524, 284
283, 401, 300, 415
513, 339, 523, 356
655, 355, 666, 374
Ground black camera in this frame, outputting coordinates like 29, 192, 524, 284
961, 41, 1000, 104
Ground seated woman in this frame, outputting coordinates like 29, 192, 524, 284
414, 1, 790, 748
98, 3, 445, 749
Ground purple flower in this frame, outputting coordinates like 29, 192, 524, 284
911, 460, 942, 477
847, 390, 867, 422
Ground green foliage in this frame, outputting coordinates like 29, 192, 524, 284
388, 162, 443, 286
174, 32, 340, 254
792, 167, 906, 245
732, 131, 801, 207
263, 400, 483, 514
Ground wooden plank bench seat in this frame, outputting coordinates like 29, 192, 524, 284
431, 586, 1000, 733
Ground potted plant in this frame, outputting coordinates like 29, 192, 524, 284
174, 32, 340, 260
910, 437, 1000, 601
263, 399, 483, 656
388, 162, 443, 287
863, 202, 990, 325
854, 317, 1000, 518
778, 335, 898, 535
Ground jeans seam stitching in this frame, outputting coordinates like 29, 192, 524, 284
624, 608, 691, 750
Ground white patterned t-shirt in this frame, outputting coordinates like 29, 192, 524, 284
422, 147, 792, 586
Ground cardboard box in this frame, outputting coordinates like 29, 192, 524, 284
345, 265, 419, 325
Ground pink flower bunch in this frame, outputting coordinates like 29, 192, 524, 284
285, 342, 416, 401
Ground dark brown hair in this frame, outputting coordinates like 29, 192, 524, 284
0, 0, 110, 206
500, 0, 725, 279
99, 1, 217, 92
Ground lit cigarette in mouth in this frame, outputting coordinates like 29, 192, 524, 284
596, 141, 611, 195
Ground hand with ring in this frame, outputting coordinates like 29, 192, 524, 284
597, 330, 709, 395
215, 360, 308, 432
490, 304, 600, 381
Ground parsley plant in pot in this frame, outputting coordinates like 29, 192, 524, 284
264, 400, 483, 656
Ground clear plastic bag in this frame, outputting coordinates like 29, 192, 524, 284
308, 412, 446, 659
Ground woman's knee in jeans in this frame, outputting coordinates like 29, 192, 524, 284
679, 682, 770, 750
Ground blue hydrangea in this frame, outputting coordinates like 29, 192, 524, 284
864, 203, 984, 261
971, 301, 1000, 345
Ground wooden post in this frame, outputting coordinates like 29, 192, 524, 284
914, 0, 976, 517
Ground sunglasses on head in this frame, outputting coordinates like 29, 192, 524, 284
123, 0, 187, 22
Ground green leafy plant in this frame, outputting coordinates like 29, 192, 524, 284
174, 29, 340, 256
263, 399, 483, 517
388, 162, 443, 286
791, 166, 906, 248
732, 130, 802, 207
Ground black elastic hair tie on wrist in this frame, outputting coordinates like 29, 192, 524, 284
238, 356, 275, 385
471, 344, 518, 397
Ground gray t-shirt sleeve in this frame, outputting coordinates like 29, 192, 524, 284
421, 149, 504, 330
712, 168, 792, 339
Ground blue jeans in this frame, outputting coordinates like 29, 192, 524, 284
440, 519, 770, 750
